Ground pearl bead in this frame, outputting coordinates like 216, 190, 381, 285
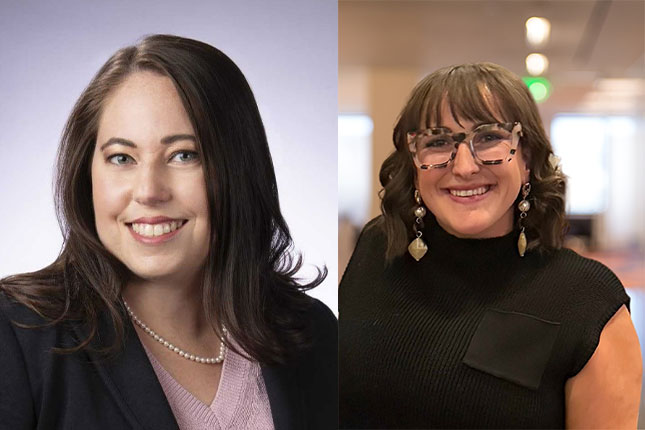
122, 298, 226, 365
414, 206, 426, 218
518, 199, 531, 212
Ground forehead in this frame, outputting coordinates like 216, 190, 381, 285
97, 71, 195, 144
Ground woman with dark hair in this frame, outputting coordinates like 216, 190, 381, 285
339, 63, 641, 428
0, 34, 337, 430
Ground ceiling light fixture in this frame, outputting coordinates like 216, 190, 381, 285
526, 17, 551, 48
526, 53, 549, 76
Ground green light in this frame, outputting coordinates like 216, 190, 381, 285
522, 76, 552, 103
531, 82, 548, 101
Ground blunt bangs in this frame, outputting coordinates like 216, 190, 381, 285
419, 64, 527, 129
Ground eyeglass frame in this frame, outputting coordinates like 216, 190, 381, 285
407, 121, 523, 170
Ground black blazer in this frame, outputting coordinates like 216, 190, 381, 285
0, 292, 338, 430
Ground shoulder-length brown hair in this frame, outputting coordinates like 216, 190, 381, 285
379, 62, 567, 260
0, 34, 325, 365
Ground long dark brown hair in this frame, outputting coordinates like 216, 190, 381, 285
379, 62, 567, 260
0, 34, 325, 365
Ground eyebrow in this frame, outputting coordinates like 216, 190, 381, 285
99, 134, 197, 151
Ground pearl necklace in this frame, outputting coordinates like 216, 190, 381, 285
123, 299, 226, 365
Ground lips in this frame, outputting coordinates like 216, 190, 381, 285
128, 216, 186, 224
448, 185, 490, 197
131, 220, 186, 237
127, 221, 186, 244
444, 184, 495, 203
125, 217, 188, 244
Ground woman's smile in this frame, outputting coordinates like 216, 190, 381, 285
443, 184, 495, 203
127, 219, 188, 244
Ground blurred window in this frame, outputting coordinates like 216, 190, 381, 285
338, 114, 373, 226
551, 115, 637, 215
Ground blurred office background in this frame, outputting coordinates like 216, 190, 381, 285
339, 0, 644, 423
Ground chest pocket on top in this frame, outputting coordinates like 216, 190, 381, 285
462, 308, 561, 390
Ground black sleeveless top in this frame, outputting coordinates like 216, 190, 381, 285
339, 216, 629, 429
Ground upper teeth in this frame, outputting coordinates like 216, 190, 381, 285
132, 220, 184, 237
450, 186, 489, 197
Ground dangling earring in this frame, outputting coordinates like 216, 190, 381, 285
408, 190, 428, 261
517, 182, 531, 257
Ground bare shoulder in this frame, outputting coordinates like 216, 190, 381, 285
565, 305, 642, 429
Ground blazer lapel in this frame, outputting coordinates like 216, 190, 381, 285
262, 363, 305, 430
72, 311, 179, 430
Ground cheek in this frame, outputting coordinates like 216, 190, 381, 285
91, 162, 130, 225
188, 175, 211, 255
506, 164, 526, 191
196, 182, 210, 231
517, 152, 530, 183
416, 170, 444, 205
178, 173, 210, 229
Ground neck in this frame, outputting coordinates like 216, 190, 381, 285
121, 273, 214, 342
422, 213, 519, 270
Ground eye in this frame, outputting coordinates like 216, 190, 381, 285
423, 137, 450, 148
170, 150, 200, 163
107, 154, 134, 165
480, 133, 504, 142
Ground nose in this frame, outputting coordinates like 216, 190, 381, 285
451, 143, 480, 177
133, 163, 171, 206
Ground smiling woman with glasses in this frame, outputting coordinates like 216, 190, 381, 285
339, 62, 641, 429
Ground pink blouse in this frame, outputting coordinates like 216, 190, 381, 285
142, 340, 274, 430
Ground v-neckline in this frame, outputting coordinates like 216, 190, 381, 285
142, 340, 226, 405
141, 339, 249, 428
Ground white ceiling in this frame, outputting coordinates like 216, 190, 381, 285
340, 0, 645, 113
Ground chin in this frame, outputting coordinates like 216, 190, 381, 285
128, 268, 170, 282
124, 260, 180, 282
441, 216, 498, 239
449, 225, 489, 239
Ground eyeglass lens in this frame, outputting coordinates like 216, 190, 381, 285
412, 124, 514, 166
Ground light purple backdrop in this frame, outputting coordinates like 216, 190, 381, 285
0, 0, 338, 313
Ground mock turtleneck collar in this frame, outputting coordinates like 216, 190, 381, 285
419, 213, 520, 270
